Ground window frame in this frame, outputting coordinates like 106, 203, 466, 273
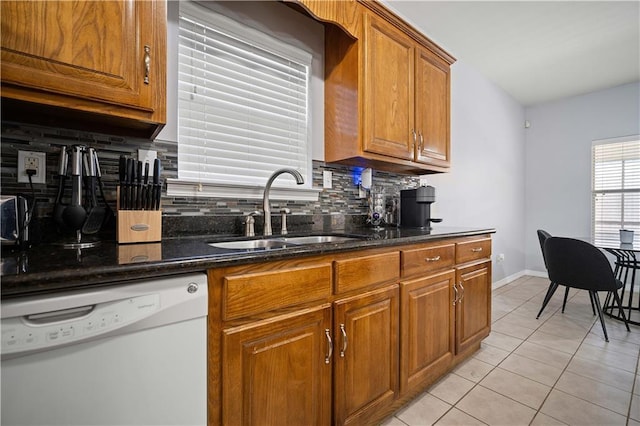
166, 0, 319, 201
591, 135, 640, 245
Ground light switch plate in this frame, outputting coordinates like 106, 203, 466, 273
322, 171, 332, 189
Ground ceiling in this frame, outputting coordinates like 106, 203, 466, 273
381, 1, 640, 106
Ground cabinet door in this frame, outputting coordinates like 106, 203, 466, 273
334, 285, 399, 426
400, 270, 455, 394
1, 0, 165, 123
362, 13, 415, 160
415, 47, 450, 167
455, 261, 492, 354
222, 305, 332, 426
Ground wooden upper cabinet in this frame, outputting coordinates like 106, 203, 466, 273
324, 3, 454, 174
1, 0, 166, 139
363, 13, 415, 161
415, 47, 451, 168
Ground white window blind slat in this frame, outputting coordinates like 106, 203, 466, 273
177, 1, 312, 189
592, 138, 640, 244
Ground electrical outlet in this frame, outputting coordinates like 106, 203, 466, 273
138, 149, 157, 176
497, 253, 505, 263
18, 150, 46, 184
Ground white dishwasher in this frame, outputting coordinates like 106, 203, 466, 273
1, 272, 208, 426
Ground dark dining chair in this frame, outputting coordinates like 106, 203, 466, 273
544, 236, 630, 342
536, 230, 596, 318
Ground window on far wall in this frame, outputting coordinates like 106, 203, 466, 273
592, 136, 640, 245
175, 1, 313, 196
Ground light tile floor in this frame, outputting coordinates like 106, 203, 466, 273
382, 275, 640, 426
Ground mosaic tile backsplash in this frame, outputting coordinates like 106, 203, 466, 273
1, 122, 421, 239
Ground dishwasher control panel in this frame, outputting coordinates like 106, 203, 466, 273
1, 293, 160, 356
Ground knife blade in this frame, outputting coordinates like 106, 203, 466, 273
136, 160, 143, 210
143, 161, 150, 210
153, 158, 161, 210
119, 155, 126, 210
126, 158, 134, 210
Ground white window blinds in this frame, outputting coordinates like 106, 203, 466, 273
177, 2, 312, 189
592, 137, 640, 244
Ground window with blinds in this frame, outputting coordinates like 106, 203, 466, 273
177, 2, 312, 190
592, 137, 640, 244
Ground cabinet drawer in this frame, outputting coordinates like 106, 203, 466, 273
334, 252, 400, 294
223, 264, 332, 320
401, 243, 455, 277
456, 238, 492, 264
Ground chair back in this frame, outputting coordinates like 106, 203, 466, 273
544, 237, 617, 292
537, 229, 551, 268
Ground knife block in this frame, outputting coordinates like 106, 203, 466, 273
116, 186, 162, 244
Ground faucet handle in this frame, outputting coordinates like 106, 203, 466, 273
280, 208, 291, 235
244, 211, 260, 237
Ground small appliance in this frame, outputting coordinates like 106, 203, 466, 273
400, 185, 442, 229
1, 195, 30, 247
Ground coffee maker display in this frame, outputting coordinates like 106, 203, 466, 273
400, 185, 442, 229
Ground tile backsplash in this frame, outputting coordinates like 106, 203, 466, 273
1, 121, 421, 238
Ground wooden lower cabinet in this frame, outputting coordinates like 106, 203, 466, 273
211, 236, 493, 426
221, 305, 332, 426
333, 285, 399, 425
455, 261, 492, 354
400, 270, 455, 393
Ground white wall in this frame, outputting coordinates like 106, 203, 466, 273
427, 61, 527, 284
524, 82, 640, 273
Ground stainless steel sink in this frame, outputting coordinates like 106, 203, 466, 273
208, 235, 362, 250
280, 235, 361, 245
208, 239, 289, 250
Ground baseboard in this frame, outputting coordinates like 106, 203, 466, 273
492, 269, 548, 290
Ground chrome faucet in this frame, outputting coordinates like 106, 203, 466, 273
262, 169, 304, 236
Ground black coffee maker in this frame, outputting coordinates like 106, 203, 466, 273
400, 186, 442, 229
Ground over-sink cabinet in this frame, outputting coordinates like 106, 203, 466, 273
207, 234, 492, 426
0, 0, 166, 138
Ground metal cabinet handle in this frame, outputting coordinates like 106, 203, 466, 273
339, 324, 348, 357
144, 45, 151, 84
459, 282, 465, 302
453, 283, 459, 305
418, 131, 424, 152
471, 247, 483, 252
411, 129, 417, 150
324, 328, 333, 364
425, 255, 441, 262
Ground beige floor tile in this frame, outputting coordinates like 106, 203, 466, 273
526, 329, 583, 354
537, 316, 592, 340
582, 333, 640, 357
540, 389, 627, 425
434, 408, 486, 426
452, 358, 494, 383
499, 353, 564, 387
455, 386, 536, 425
428, 373, 475, 405
575, 340, 638, 373
554, 370, 631, 415
395, 393, 451, 426
631, 394, 640, 421
493, 294, 526, 312
498, 311, 545, 331
472, 343, 511, 366
529, 412, 568, 425
635, 375, 640, 395
513, 341, 573, 370
514, 301, 558, 321
629, 419, 640, 426
480, 367, 551, 409
379, 415, 407, 426
491, 319, 536, 339
566, 356, 635, 392
482, 331, 523, 352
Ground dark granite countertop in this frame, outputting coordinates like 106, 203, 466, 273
1, 226, 495, 299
